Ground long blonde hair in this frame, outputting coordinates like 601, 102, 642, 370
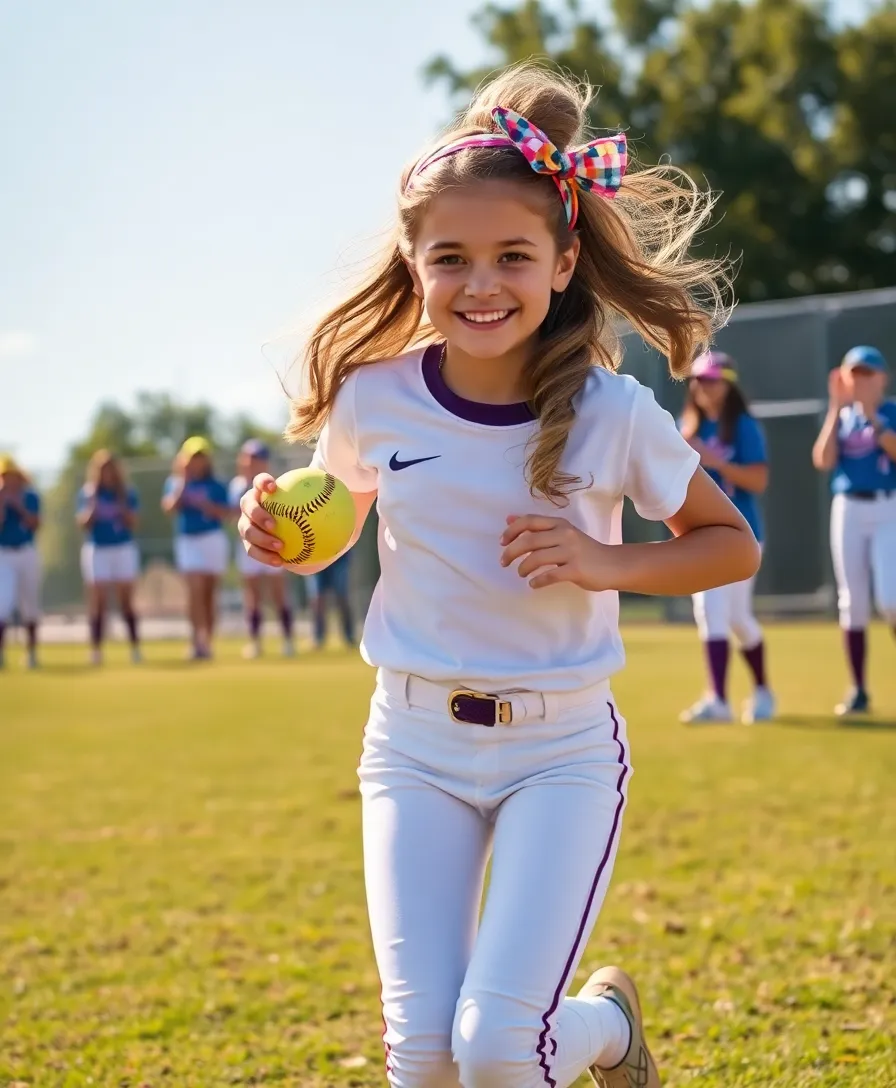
288, 63, 731, 501
85, 449, 127, 501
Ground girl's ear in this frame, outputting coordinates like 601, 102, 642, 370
552, 237, 581, 293
404, 258, 424, 299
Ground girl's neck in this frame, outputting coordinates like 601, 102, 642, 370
441, 340, 533, 405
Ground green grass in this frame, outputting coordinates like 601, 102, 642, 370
2, 625, 895, 1087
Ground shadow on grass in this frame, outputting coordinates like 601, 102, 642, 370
773, 713, 896, 732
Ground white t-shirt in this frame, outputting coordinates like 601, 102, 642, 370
311, 343, 699, 692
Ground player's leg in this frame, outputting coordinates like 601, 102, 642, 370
681, 584, 733, 722
241, 574, 263, 658
88, 582, 108, 665
830, 494, 873, 713
115, 581, 141, 664
452, 701, 649, 1088
729, 570, 775, 723
870, 498, 896, 636
183, 572, 204, 658
266, 573, 295, 656
17, 545, 41, 669
81, 543, 105, 665
329, 556, 355, 646
306, 571, 327, 648
0, 549, 16, 667
360, 694, 490, 1088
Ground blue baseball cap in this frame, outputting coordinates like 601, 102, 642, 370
240, 438, 270, 460
842, 346, 888, 373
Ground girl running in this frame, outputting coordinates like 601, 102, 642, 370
812, 345, 896, 715
678, 351, 774, 724
162, 436, 230, 660
239, 64, 757, 1088
229, 439, 295, 658
77, 449, 142, 665
0, 454, 41, 670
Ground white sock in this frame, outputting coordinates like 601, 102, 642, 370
562, 993, 631, 1070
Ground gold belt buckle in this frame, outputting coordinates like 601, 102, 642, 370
448, 689, 513, 726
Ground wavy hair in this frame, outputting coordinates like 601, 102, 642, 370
85, 449, 127, 501
288, 63, 732, 501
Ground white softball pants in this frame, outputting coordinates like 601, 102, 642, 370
692, 572, 762, 645
0, 544, 41, 623
830, 492, 896, 628
359, 671, 631, 1088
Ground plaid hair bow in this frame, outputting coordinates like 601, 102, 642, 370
491, 107, 627, 229
409, 107, 627, 230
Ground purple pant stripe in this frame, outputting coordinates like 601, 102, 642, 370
535, 701, 630, 1086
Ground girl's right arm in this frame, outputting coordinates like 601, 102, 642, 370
161, 477, 184, 514
812, 370, 845, 472
238, 472, 376, 573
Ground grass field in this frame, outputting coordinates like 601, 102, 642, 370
2, 624, 895, 1087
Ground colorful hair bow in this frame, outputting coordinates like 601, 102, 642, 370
408, 106, 627, 230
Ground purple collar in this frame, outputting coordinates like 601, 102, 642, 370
421, 342, 536, 426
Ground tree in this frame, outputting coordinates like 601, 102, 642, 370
425, 0, 896, 301
40, 397, 284, 608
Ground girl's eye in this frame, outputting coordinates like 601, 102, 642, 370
434, 255, 464, 266
499, 252, 530, 263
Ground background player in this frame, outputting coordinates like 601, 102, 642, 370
0, 454, 42, 669
77, 449, 142, 665
304, 550, 355, 650
161, 436, 230, 660
812, 346, 896, 715
678, 351, 774, 724
237, 64, 759, 1088
229, 439, 295, 658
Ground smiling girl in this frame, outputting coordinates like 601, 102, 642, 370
239, 65, 757, 1088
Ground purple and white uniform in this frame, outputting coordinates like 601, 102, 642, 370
309, 343, 700, 1087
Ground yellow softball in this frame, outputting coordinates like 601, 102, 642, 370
261, 468, 355, 567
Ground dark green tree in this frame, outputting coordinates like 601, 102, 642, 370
426, 0, 895, 301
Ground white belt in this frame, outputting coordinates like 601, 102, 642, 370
378, 669, 610, 726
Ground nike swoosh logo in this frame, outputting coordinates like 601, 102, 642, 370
389, 453, 441, 471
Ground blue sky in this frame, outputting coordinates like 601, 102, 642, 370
1, 0, 487, 473
1, 0, 866, 475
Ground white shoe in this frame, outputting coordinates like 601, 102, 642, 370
242, 641, 261, 660
282, 639, 296, 658
90, 648, 103, 667
679, 694, 733, 724
742, 686, 776, 724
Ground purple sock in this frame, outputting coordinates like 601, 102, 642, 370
741, 641, 767, 688
123, 611, 139, 646
705, 639, 730, 702
845, 628, 866, 691
89, 613, 104, 649
279, 607, 293, 638
247, 609, 262, 639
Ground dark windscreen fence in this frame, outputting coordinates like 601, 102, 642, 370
619, 285, 896, 618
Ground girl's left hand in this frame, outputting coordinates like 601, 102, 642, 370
500, 515, 616, 591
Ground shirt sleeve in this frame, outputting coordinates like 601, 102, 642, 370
227, 477, 244, 508
622, 383, 700, 521
309, 371, 378, 493
736, 414, 768, 465
76, 486, 88, 514
209, 479, 229, 506
25, 490, 41, 515
127, 487, 140, 512
879, 401, 896, 433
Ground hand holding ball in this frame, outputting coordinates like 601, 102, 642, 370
261, 468, 355, 567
